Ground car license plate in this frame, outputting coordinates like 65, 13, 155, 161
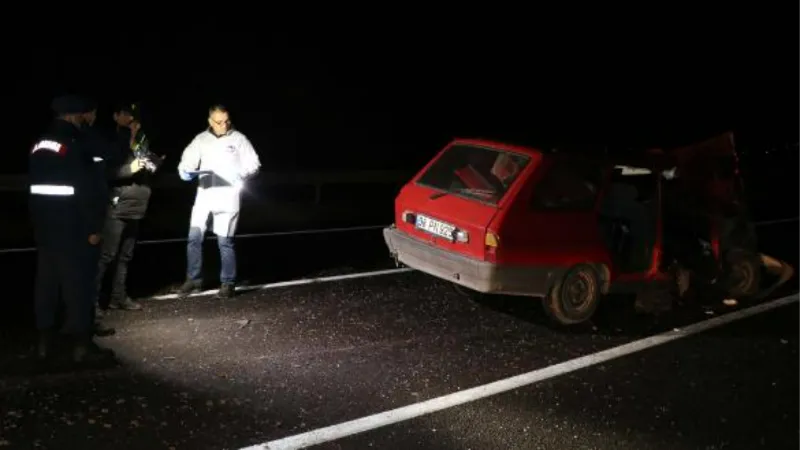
415, 214, 455, 240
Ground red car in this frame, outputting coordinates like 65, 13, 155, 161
383, 133, 762, 325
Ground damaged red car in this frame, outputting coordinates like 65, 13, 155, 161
383, 133, 783, 326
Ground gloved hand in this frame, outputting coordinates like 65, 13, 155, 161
130, 158, 144, 174
178, 170, 196, 181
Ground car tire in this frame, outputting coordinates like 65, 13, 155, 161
543, 264, 601, 326
667, 262, 692, 302
451, 283, 485, 300
722, 248, 761, 300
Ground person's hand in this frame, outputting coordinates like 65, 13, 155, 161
129, 158, 144, 173
130, 121, 141, 134
88, 234, 101, 246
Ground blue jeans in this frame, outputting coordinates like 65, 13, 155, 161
187, 227, 237, 284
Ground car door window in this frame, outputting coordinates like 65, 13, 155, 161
531, 159, 603, 211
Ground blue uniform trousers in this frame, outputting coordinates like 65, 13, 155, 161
34, 241, 96, 335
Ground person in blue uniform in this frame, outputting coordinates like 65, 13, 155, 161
29, 94, 116, 366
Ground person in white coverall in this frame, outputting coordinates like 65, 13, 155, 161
176, 105, 261, 298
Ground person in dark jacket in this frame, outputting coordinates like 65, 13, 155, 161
80, 107, 121, 337
94, 103, 162, 312
30, 94, 116, 366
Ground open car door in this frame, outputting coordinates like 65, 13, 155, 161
668, 132, 743, 208
666, 132, 782, 300
663, 132, 758, 279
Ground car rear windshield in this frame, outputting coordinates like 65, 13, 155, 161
416, 144, 531, 205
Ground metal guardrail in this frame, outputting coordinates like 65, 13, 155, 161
0, 169, 414, 205
0, 218, 795, 255
0, 224, 390, 255
0, 170, 413, 192
750, 218, 799, 226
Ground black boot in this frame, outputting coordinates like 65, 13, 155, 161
72, 335, 117, 368
217, 282, 236, 299
31, 329, 65, 374
109, 296, 143, 311
36, 329, 55, 361
94, 321, 116, 337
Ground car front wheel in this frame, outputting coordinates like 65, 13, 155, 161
722, 248, 762, 300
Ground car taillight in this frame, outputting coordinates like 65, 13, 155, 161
484, 232, 499, 248
484, 231, 499, 262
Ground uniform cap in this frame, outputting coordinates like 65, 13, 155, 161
114, 102, 140, 118
51, 94, 97, 115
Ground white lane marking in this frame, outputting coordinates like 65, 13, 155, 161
239, 293, 799, 450
148, 268, 413, 301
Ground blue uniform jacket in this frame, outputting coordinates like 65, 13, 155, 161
28, 119, 106, 249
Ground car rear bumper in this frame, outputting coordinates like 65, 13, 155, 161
383, 226, 562, 297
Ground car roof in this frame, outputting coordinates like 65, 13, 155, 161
448, 138, 543, 157
448, 137, 668, 168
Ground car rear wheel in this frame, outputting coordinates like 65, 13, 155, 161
451, 283, 485, 300
543, 264, 600, 326
723, 249, 761, 300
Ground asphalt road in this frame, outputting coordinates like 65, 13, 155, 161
331, 300, 799, 450
0, 223, 797, 450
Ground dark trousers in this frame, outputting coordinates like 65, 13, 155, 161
95, 215, 140, 305
35, 243, 95, 335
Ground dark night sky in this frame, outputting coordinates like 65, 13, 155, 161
9, 10, 798, 174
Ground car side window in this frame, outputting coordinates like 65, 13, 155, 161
531, 159, 603, 211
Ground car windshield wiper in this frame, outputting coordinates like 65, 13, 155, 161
458, 188, 496, 195
430, 188, 496, 200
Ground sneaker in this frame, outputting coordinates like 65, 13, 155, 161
109, 297, 143, 311
177, 279, 203, 297
217, 283, 236, 299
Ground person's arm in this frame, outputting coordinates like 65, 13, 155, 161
146, 152, 166, 171
178, 134, 203, 180
114, 153, 143, 179
129, 121, 141, 150
74, 148, 105, 240
237, 134, 261, 179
